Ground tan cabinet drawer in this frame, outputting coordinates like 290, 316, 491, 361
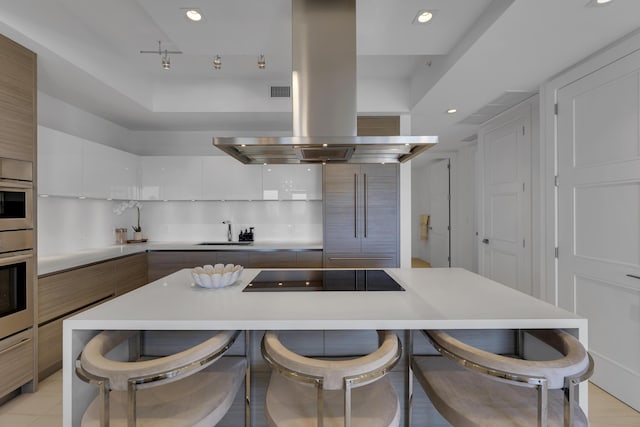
296, 251, 323, 268
39, 261, 114, 323
0, 329, 33, 397
113, 253, 148, 296
248, 251, 296, 268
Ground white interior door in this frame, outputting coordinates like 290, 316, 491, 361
557, 50, 640, 411
427, 159, 450, 267
479, 107, 532, 295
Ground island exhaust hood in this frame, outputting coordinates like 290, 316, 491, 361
213, 0, 438, 164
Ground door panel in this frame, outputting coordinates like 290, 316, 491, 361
426, 160, 450, 267
361, 164, 398, 253
480, 108, 531, 295
557, 50, 640, 410
323, 165, 361, 253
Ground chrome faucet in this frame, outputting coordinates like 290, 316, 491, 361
222, 220, 232, 242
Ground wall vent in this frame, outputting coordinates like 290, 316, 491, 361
270, 86, 291, 98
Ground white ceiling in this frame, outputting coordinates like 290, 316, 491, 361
1, 0, 640, 164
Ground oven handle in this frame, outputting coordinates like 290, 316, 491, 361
0, 252, 33, 266
0, 337, 31, 355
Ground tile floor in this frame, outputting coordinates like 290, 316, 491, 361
0, 371, 637, 426
0, 371, 62, 427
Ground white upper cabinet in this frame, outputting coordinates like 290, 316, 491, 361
83, 140, 138, 200
140, 156, 202, 200
262, 164, 322, 200
37, 126, 83, 197
201, 157, 262, 200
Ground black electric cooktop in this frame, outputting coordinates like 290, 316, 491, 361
242, 269, 405, 292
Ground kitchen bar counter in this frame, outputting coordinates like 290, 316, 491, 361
38, 241, 323, 275
63, 267, 588, 426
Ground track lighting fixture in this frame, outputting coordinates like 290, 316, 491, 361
213, 55, 222, 70
139, 41, 182, 70
258, 54, 266, 69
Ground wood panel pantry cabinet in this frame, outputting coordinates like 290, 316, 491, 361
323, 164, 399, 268
0, 35, 36, 162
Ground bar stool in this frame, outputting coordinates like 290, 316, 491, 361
411, 329, 594, 427
261, 330, 402, 427
76, 329, 246, 427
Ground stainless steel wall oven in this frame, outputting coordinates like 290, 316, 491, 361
0, 244, 33, 338
0, 158, 33, 232
0, 158, 34, 339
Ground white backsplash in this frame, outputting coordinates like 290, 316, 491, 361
37, 198, 323, 256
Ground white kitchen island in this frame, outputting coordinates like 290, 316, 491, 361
63, 268, 588, 426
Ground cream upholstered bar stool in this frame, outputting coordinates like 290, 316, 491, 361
261, 330, 402, 427
76, 330, 246, 427
411, 329, 594, 427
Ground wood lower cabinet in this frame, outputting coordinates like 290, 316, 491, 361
0, 329, 33, 398
147, 251, 249, 282
37, 254, 148, 380
148, 249, 323, 281
323, 164, 399, 267
113, 253, 148, 296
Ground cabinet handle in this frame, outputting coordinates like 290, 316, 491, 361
354, 174, 358, 238
627, 274, 640, 280
0, 337, 31, 355
328, 257, 393, 261
364, 173, 367, 238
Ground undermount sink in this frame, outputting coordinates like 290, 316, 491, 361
197, 242, 253, 246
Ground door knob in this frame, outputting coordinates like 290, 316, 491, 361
482, 238, 489, 244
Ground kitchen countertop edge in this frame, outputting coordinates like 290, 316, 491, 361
38, 242, 323, 276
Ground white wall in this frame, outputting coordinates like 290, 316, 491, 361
38, 92, 131, 151
37, 197, 322, 257
453, 145, 478, 272
37, 197, 135, 256
141, 200, 322, 243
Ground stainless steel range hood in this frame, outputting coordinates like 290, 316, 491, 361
213, 0, 438, 164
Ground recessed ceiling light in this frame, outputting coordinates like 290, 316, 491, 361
413, 10, 435, 24
446, 108, 457, 114
185, 9, 203, 22
586, 0, 613, 6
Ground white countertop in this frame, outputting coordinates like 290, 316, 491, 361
65, 267, 586, 331
38, 241, 323, 276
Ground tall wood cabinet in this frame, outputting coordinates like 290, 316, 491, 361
323, 164, 399, 267
0, 35, 36, 162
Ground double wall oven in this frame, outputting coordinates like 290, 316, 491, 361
0, 158, 34, 339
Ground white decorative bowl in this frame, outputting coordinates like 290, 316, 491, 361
191, 264, 243, 289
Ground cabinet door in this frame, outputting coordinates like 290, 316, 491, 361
83, 141, 139, 200
37, 126, 83, 197
202, 157, 262, 200
247, 251, 297, 268
38, 261, 114, 324
0, 35, 35, 162
112, 253, 148, 296
262, 164, 322, 200
360, 164, 398, 254
323, 164, 361, 253
0, 329, 33, 397
141, 157, 202, 200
